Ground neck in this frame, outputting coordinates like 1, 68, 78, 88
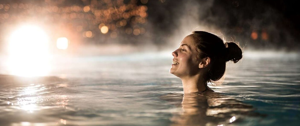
181, 74, 207, 94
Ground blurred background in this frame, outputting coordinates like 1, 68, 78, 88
0, 0, 299, 55
0, 1, 300, 126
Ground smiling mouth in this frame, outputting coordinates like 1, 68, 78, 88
172, 61, 179, 65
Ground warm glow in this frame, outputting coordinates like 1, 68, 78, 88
251, 31, 258, 40
85, 31, 93, 37
100, 25, 109, 34
133, 28, 140, 35
261, 31, 268, 40
7, 25, 51, 77
17, 84, 42, 113
140, 12, 147, 18
83, 6, 90, 12
56, 37, 68, 50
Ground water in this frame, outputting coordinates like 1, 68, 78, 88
0, 52, 299, 126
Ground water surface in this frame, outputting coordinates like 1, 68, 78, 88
0, 52, 299, 126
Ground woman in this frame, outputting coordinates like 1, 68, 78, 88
167, 33, 264, 125
170, 31, 242, 94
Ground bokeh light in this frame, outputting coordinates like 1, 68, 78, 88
85, 31, 93, 38
56, 37, 69, 50
133, 28, 140, 35
100, 25, 109, 34
251, 31, 258, 40
7, 25, 51, 77
83, 5, 90, 12
0, 0, 148, 47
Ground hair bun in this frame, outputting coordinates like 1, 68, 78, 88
224, 42, 242, 63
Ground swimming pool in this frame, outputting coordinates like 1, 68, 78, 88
0, 52, 299, 126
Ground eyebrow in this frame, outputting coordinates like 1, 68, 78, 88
181, 44, 192, 50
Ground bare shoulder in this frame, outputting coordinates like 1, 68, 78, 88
203, 87, 221, 98
203, 88, 254, 109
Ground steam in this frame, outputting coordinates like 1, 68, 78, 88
160, 0, 300, 52
63, 0, 300, 57
166, 0, 218, 51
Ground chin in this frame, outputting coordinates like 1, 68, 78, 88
169, 69, 175, 74
170, 69, 176, 76
170, 70, 179, 77
170, 67, 182, 77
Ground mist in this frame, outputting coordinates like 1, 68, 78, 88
0, 0, 299, 78
148, 0, 300, 52
74, 0, 300, 56
0, 0, 299, 57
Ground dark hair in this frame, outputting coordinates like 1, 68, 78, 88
191, 31, 242, 81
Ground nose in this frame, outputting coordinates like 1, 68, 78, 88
172, 49, 178, 57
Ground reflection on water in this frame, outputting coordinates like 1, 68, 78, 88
0, 54, 299, 126
0, 75, 69, 126
163, 91, 262, 126
17, 84, 45, 113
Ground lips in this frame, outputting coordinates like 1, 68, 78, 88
172, 59, 179, 65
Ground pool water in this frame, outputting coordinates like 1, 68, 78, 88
0, 52, 299, 126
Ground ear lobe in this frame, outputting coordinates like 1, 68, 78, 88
198, 57, 211, 68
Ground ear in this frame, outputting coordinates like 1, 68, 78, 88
198, 57, 211, 68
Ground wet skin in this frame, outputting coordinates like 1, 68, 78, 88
170, 35, 201, 78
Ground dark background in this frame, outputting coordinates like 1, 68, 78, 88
0, 0, 299, 54
147, 0, 300, 51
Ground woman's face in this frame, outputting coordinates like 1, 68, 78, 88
170, 35, 200, 78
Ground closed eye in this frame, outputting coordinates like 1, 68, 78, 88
180, 44, 191, 52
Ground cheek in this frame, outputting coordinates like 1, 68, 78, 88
178, 54, 188, 63
179, 54, 197, 69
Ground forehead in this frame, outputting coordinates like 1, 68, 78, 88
180, 35, 197, 49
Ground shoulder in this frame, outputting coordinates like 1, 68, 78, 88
203, 87, 221, 98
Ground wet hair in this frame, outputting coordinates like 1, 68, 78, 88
191, 31, 242, 82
